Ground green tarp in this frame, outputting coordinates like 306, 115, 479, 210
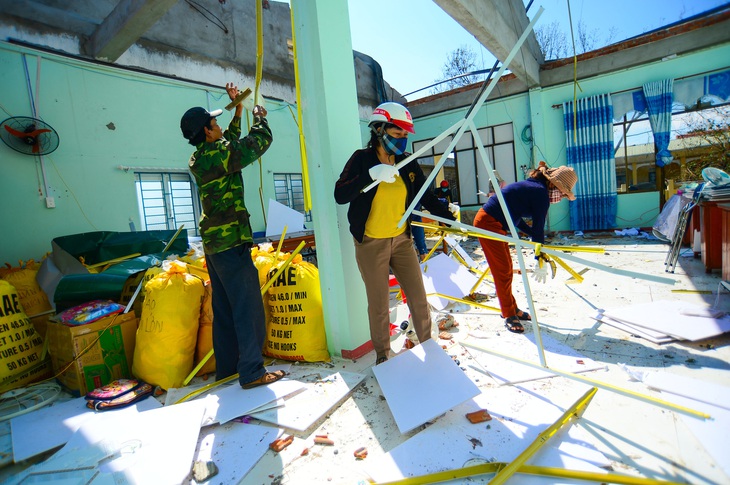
51, 230, 189, 310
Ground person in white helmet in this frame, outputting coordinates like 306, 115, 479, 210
334, 102, 456, 365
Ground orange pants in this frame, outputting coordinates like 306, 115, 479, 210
473, 208, 518, 318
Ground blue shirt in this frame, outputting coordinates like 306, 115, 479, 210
482, 178, 549, 244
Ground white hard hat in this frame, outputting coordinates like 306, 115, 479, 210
369, 102, 415, 134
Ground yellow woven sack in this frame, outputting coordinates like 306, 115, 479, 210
132, 260, 204, 389
1, 260, 52, 317
193, 281, 215, 377
253, 244, 280, 335
264, 260, 329, 362
0, 280, 52, 393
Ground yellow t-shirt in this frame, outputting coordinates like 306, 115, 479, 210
364, 173, 407, 238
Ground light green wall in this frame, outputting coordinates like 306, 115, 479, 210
411, 42, 730, 233
0, 42, 301, 263
3, 37, 729, 263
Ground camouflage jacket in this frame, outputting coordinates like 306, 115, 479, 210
189, 115, 272, 254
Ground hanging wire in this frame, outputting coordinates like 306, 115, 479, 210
254, 0, 266, 225
566, 0, 583, 142
185, 0, 228, 33
21, 55, 37, 117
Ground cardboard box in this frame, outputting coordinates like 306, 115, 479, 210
47, 312, 138, 396
29, 313, 52, 341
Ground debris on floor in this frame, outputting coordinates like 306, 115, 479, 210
270, 435, 294, 453
465, 409, 492, 424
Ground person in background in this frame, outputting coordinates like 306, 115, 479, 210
434, 179, 453, 203
180, 82, 284, 389
411, 205, 428, 261
473, 161, 577, 334
334, 102, 456, 365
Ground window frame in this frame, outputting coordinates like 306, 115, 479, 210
412, 122, 516, 206
273, 172, 312, 222
134, 170, 201, 237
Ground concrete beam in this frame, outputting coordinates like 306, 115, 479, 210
539, 18, 730, 88
84, 0, 178, 62
433, 0, 543, 88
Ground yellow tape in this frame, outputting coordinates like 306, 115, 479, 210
289, 6, 312, 211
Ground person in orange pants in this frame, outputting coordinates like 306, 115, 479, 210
473, 162, 577, 333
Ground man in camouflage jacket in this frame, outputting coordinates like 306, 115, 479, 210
181, 82, 283, 389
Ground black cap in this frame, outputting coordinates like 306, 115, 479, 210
180, 107, 223, 140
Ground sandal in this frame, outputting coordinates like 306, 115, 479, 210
375, 355, 388, 366
504, 316, 525, 334
241, 370, 286, 389
515, 309, 531, 321
501, 309, 531, 321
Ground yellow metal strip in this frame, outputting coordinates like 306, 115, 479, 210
470, 265, 492, 294
85, 253, 141, 270
260, 241, 306, 296
516, 464, 685, 485
163, 224, 185, 252
490, 388, 596, 484
422, 242, 440, 263
374, 462, 685, 485
566, 267, 589, 284
461, 341, 710, 419
426, 292, 500, 313
183, 348, 214, 387
275, 225, 288, 260
448, 245, 469, 268
176, 373, 238, 404
415, 221, 603, 254
551, 254, 584, 283
415, 213, 676, 286
289, 5, 311, 211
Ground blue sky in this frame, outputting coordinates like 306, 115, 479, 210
347, 0, 729, 100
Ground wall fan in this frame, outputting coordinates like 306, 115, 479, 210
0, 116, 59, 155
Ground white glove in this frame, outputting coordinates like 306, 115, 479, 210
532, 262, 548, 284
448, 202, 459, 216
369, 164, 399, 184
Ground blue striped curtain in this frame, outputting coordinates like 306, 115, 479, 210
563, 94, 617, 231
642, 79, 674, 167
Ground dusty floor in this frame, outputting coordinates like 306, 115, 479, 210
237, 232, 730, 485
2, 231, 729, 484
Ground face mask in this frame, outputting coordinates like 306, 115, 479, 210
548, 186, 565, 204
381, 133, 408, 155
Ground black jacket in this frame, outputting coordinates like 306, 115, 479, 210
334, 148, 455, 243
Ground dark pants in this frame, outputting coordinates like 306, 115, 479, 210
205, 243, 266, 386
411, 214, 428, 256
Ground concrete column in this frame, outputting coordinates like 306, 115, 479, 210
291, 1, 370, 358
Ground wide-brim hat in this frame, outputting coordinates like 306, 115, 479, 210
542, 165, 577, 201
